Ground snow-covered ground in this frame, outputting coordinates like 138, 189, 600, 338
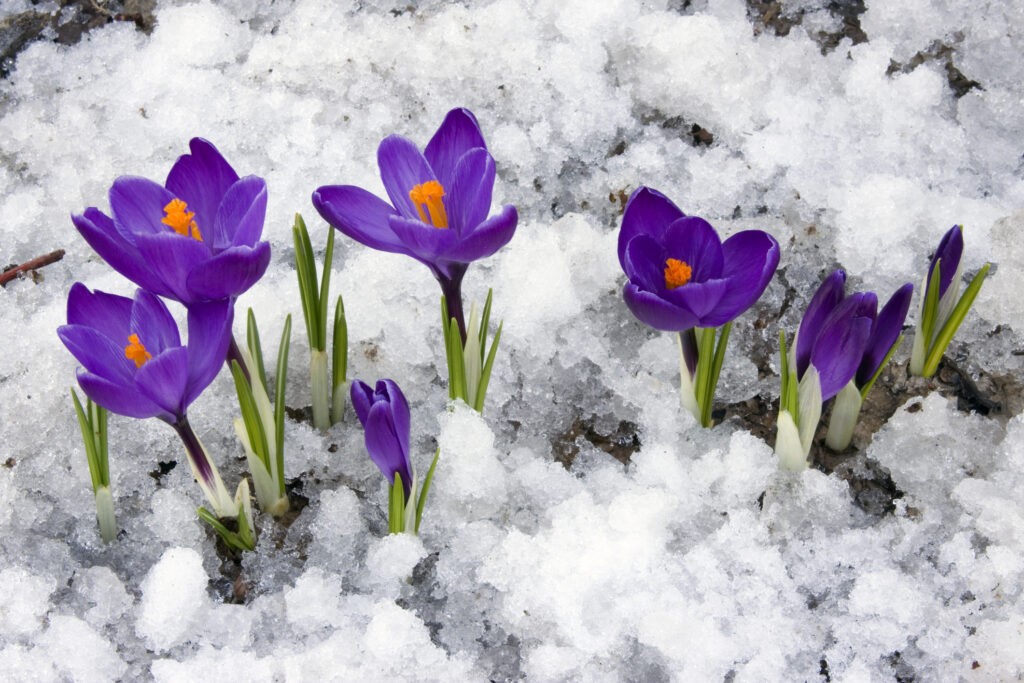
1, 0, 1023, 680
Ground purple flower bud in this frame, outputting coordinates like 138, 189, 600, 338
617, 187, 780, 331
927, 225, 964, 300
351, 379, 414, 498
72, 139, 271, 305
855, 282, 913, 387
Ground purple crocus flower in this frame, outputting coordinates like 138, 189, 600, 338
795, 271, 877, 400
71, 139, 271, 306
617, 187, 780, 332
58, 284, 234, 508
351, 379, 414, 498
927, 225, 964, 302
313, 109, 518, 340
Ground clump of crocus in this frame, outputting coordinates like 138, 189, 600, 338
293, 214, 347, 431
71, 138, 271, 369
824, 281, 913, 450
776, 271, 879, 469
617, 187, 780, 427
909, 225, 990, 378
313, 109, 514, 412
351, 379, 439, 535
58, 284, 253, 546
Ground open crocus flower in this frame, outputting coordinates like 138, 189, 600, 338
58, 283, 236, 514
72, 138, 271, 306
618, 187, 780, 427
313, 108, 518, 340
351, 379, 413, 498
618, 187, 780, 332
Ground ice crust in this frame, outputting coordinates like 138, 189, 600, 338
1, 0, 1023, 680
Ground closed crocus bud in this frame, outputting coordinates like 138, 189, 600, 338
351, 379, 414, 498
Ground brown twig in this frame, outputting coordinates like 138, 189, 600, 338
0, 249, 65, 287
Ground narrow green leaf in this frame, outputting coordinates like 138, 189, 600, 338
197, 507, 247, 552
449, 316, 467, 402
293, 214, 321, 350
231, 360, 270, 471
235, 501, 255, 551
333, 294, 347, 385
705, 321, 732, 423
317, 226, 335, 351
696, 327, 717, 427
778, 330, 789, 401
474, 321, 502, 413
860, 334, 903, 400
786, 368, 800, 427
478, 288, 494, 365
920, 259, 942, 352
415, 448, 441, 534
71, 389, 103, 493
246, 308, 268, 392
441, 297, 457, 400
95, 400, 109, 486
922, 263, 990, 377
274, 315, 292, 497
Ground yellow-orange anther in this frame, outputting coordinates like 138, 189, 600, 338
161, 199, 203, 241
664, 258, 692, 289
408, 181, 449, 229
125, 334, 152, 369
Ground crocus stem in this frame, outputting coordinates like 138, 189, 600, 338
227, 336, 252, 384
171, 416, 235, 517
438, 270, 467, 344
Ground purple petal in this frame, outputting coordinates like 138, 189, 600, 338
617, 187, 685, 271
72, 210, 172, 297
134, 232, 211, 304
388, 214, 459, 265
662, 277, 729, 323
76, 370, 168, 420
66, 282, 132, 342
350, 380, 375, 427
445, 148, 495, 235
376, 379, 411, 461
662, 217, 724, 282
185, 242, 270, 301
214, 176, 267, 250
165, 138, 240, 234
378, 135, 436, 220
109, 176, 177, 240
312, 185, 407, 254
184, 299, 233, 405
58, 325, 135, 384
134, 346, 189, 418
796, 270, 847, 377
856, 282, 913, 386
424, 108, 487, 190
130, 290, 180, 356
622, 283, 699, 332
929, 225, 963, 299
701, 230, 780, 327
364, 400, 413, 497
623, 234, 667, 293
442, 205, 518, 264
810, 294, 874, 400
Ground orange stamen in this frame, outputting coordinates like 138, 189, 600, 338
408, 181, 449, 229
161, 198, 203, 241
664, 258, 692, 289
125, 334, 152, 369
